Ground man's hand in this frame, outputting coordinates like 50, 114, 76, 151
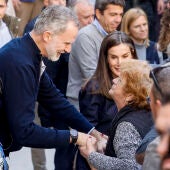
75, 132, 96, 146
90, 128, 108, 141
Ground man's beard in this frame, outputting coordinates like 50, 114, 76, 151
45, 44, 61, 62
47, 52, 61, 62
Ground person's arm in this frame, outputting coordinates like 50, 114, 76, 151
38, 71, 106, 147
3, 63, 72, 149
80, 122, 142, 170
38, 72, 107, 147
38, 72, 93, 133
2, 59, 93, 149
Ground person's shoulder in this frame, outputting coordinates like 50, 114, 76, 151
78, 23, 95, 33
148, 40, 157, 48
0, 37, 27, 66
117, 121, 136, 130
136, 126, 158, 154
74, 24, 102, 46
77, 23, 99, 38
147, 136, 160, 148
3, 14, 21, 37
84, 78, 99, 90
0, 37, 21, 55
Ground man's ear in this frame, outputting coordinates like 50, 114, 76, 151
156, 99, 162, 116
95, 9, 102, 20
42, 31, 52, 42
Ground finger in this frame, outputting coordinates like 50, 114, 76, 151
103, 134, 108, 140
86, 136, 93, 145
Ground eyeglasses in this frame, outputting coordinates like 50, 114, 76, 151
149, 64, 170, 96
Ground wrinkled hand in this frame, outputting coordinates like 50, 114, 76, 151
90, 129, 108, 141
89, 129, 108, 153
101, 133, 108, 140
79, 136, 97, 159
97, 137, 107, 154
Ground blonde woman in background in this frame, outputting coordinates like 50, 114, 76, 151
121, 8, 163, 64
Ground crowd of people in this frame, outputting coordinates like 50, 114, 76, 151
0, 0, 170, 170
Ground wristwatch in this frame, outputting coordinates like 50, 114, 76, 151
70, 129, 78, 144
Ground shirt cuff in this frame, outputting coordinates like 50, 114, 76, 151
88, 127, 95, 134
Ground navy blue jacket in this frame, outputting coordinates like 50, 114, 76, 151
0, 34, 93, 154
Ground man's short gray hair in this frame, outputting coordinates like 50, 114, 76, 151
70, 0, 94, 9
34, 5, 79, 34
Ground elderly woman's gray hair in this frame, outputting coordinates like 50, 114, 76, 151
34, 5, 79, 34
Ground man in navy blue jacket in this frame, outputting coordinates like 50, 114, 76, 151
0, 5, 105, 157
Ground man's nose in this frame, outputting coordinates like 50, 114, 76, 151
115, 15, 122, 24
117, 57, 122, 64
140, 25, 146, 31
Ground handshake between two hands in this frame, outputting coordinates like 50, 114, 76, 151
77, 131, 108, 160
